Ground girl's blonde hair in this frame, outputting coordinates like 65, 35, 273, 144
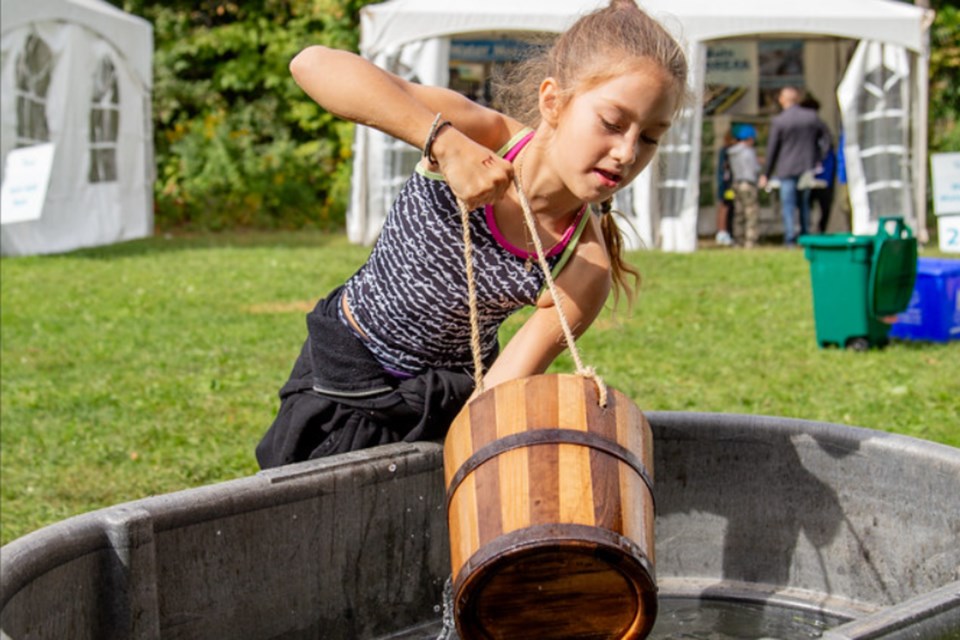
495, 0, 689, 306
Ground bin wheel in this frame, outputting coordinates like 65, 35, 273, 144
845, 337, 870, 352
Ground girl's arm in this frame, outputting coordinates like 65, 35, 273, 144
289, 45, 521, 208
480, 216, 612, 391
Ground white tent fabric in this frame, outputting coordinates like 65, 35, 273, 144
349, 0, 930, 250
839, 41, 915, 235
1, 0, 153, 256
359, 0, 926, 58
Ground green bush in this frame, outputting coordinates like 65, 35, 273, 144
116, 1, 376, 231
929, 2, 959, 153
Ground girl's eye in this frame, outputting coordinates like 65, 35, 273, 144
601, 118, 621, 133
641, 134, 659, 146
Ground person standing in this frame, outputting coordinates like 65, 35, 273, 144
758, 87, 832, 245
715, 130, 736, 246
812, 145, 836, 233
726, 124, 761, 248
799, 94, 837, 233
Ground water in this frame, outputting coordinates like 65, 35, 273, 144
378, 592, 850, 639
649, 598, 849, 639
436, 577, 456, 640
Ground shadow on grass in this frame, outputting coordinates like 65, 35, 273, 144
45, 229, 349, 260
811, 338, 957, 353
887, 338, 958, 351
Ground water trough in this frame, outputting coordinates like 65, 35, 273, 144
2, 412, 959, 639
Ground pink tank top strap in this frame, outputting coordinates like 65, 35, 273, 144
485, 129, 587, 260
503, 130, 535, 162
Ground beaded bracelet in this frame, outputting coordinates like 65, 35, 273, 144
423, 113, 453, 165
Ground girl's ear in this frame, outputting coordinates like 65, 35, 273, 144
538, 77, 562, 127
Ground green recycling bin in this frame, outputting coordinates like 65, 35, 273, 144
798, 217, 918, 350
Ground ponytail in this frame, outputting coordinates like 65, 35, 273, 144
599, 199, 641, 309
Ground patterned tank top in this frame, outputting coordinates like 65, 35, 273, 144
341, 130, 590, 376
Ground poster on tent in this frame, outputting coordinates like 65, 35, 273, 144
1, 143, 55, 225
704, 41, 758, 116
449, 38, 535, 106
758, 40, 804, 114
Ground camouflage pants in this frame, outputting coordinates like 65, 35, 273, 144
734, 181, 760, 247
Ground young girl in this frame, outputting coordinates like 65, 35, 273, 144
256, 0, 688, 468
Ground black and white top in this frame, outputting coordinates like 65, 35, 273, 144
341, 130, 589, 376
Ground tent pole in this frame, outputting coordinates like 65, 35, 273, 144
913, 17, 932, 245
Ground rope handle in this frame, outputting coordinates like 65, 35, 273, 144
458, 198, 487, 396
455, 160, 608, 407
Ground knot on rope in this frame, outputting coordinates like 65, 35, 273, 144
578, 366, 609, 408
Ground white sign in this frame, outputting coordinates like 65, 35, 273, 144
938, 215, 960, 254
931, 152, 960, 216
706, 42, 756, 86
1, 143, 55, 225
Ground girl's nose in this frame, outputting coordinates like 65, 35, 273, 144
611, 137, 637, 166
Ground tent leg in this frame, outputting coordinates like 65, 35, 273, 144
913, 47, 930, 244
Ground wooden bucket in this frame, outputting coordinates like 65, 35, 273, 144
444, 374, 657, 640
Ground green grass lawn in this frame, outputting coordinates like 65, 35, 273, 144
2, 231, 958, 545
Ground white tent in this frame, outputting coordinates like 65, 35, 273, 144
349, 0, 931, 250
1, 0, 154, 256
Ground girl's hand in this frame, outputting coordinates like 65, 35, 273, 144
428, 126, 515, 210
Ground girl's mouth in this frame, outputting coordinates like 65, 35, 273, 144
594, 168, 622, 188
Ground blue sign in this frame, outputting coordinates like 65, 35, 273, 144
450, 39, 533, 63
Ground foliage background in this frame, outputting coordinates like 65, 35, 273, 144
110, 0, 958, 233
112, 0, 379, 231
928, 0, 959, 154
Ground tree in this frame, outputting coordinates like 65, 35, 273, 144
111, 0, 378, 230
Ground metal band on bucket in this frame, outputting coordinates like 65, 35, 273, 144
444, 427, 655, 510
453, 523, 659, 640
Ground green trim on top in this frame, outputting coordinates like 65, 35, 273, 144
414, 128, 534, 181
538, 205, 594, 298
416, 163, 445, 181
499, 128, 535, 156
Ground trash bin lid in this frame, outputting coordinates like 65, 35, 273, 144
868, 223, 918, 318
798, 234, 873, 248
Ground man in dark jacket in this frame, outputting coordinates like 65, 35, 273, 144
759, 87, 832, 245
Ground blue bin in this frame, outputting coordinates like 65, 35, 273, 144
889, 258, 960, 343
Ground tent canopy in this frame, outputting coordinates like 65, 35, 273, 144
351, 0, 930, 250
360, 0, 927, 59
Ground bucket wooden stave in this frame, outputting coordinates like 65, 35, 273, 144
444, 374, 657, 640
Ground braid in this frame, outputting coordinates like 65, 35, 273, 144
599, 202, 641, 309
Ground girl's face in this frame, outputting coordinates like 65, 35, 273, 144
540, 60, 679, 204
